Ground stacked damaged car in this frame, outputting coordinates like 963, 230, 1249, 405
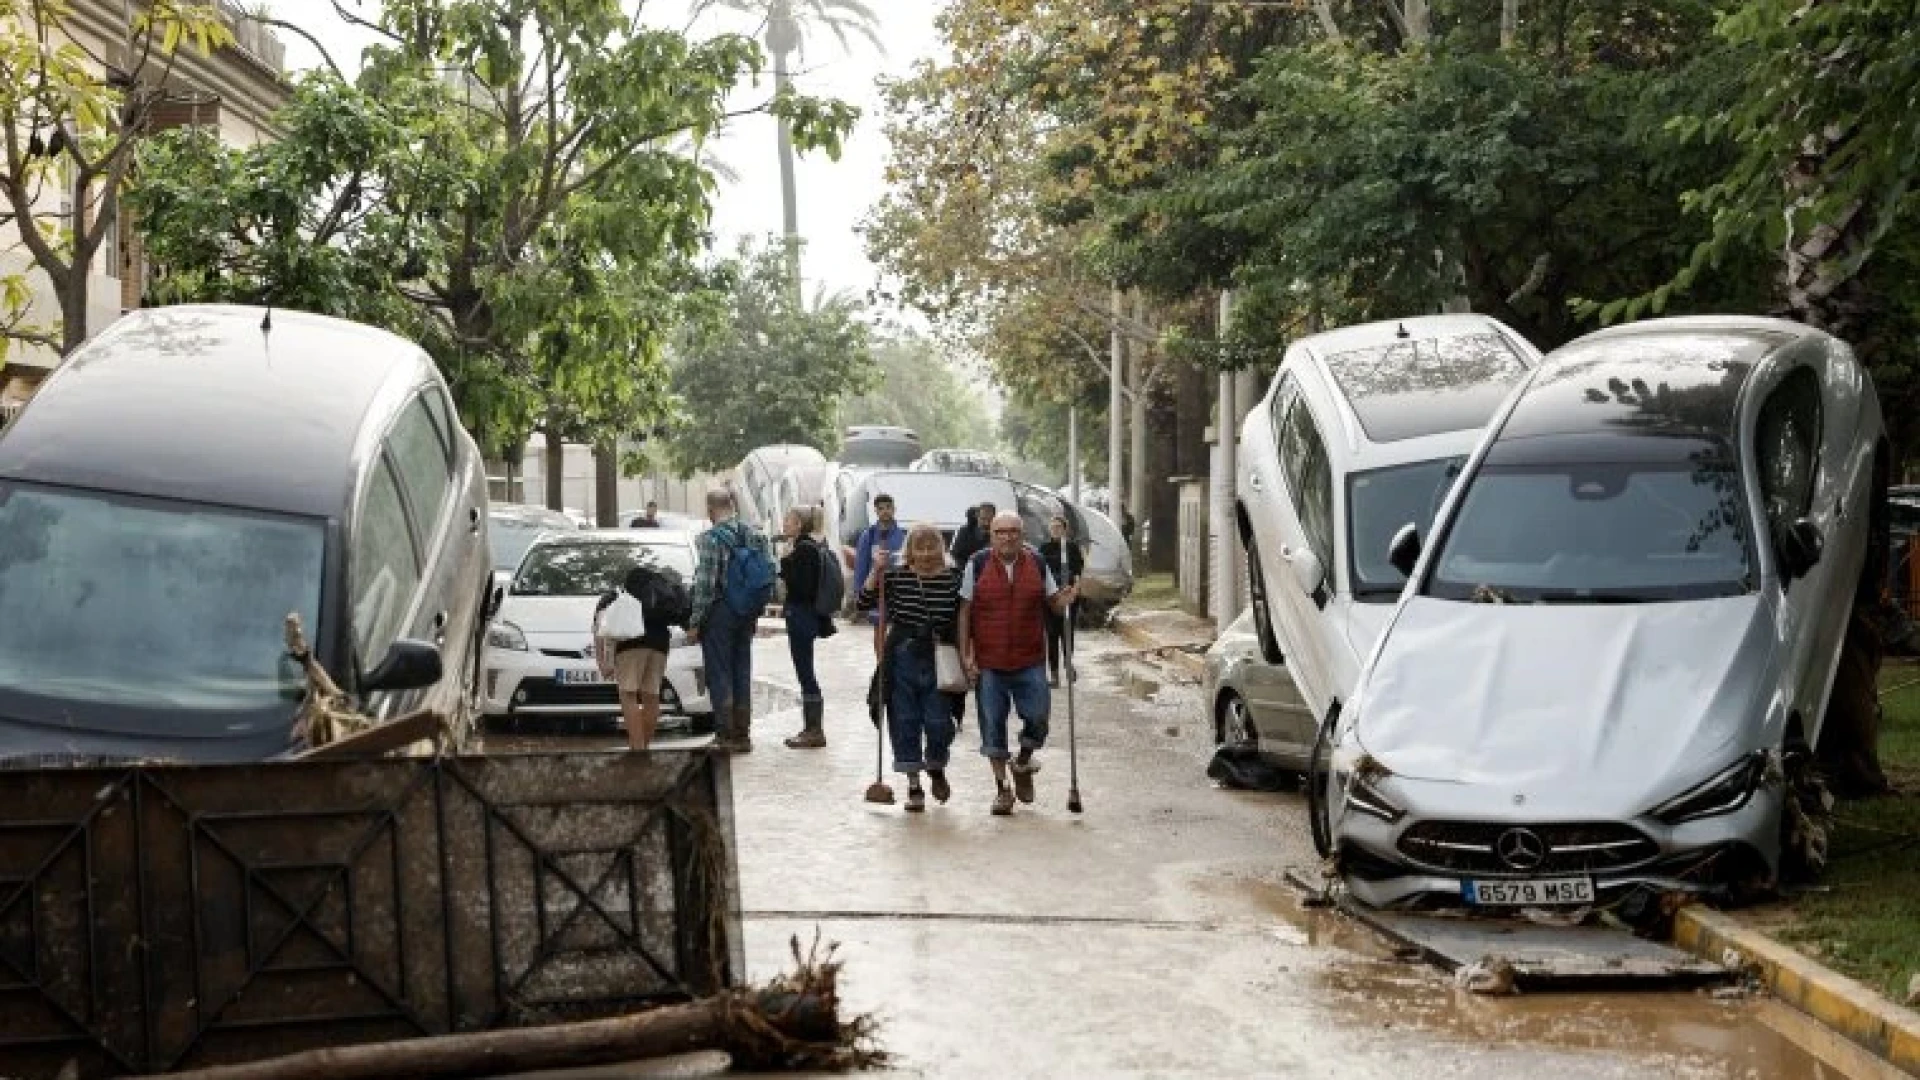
1241, 314, 1891, 915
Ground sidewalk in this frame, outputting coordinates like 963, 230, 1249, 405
1110, 605, 1920, 1078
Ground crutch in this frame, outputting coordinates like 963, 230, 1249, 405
1064, 544, 1083, 814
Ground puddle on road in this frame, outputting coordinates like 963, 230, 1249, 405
1192, 873, 1851, 1080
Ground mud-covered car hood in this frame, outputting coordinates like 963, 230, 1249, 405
1355, 594, 1775, 810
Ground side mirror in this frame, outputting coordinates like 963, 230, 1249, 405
1289, 546, 1326, 599
1779, 516, 1824, 581
1388, 523, 1423, 579
363, 638, 444, 693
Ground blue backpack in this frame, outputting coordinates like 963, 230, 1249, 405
721, 527, 776, 618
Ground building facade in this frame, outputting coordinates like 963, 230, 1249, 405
0, 0, 288, 419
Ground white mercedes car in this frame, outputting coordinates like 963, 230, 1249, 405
482, 530, 712, 732
1235, 314, 1544, 742
1319, 316, 1888, 910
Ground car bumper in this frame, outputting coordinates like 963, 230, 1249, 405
1329, 782, 1781, 909
482, 646, 711, 720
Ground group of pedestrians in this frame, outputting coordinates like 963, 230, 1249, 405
591, 486, 1084, 816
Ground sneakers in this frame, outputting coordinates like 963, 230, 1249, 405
1010, 759, 1040, 804
930, 770, 951, 804
906, 786, 927, 813
991, 786, 1015, 816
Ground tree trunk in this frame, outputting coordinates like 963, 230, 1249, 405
594, 438, 621, 526
773, 39, 801, 294
544, 419, 566, 513
1500, 0, 1518, 49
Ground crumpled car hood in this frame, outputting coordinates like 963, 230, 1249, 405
1355, 595, 1775, 810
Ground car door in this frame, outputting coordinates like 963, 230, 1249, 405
1267, 384, 1340, 718
1240, 657, 1318, 764
384, 387, 483, 729
350, 454, 425, 721
1753, 363, 1838, 737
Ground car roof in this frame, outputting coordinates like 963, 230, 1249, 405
1499, 319, 1808, 444
1293, 315, 1539, 449
0, 305, 434, 518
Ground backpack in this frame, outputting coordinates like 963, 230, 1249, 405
721, 526, 776, 618
642, 572, 693, 630
812, 540, 846, 617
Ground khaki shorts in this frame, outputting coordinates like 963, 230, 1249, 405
614, 647, 668, 697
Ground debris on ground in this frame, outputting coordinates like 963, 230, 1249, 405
1207, 741, 1301, 792
1455, 956, 1520, 995
286, 612, 377, 749
162, 934, 885, 1079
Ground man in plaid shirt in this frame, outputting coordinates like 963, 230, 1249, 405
688, 488, 774, 751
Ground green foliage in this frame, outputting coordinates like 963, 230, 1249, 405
999, 390, 1107, 482
127, 0, 856, 458
667, 238, 879, 475
839, 335, 995, 452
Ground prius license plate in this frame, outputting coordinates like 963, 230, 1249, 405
556, 668, 609, 685
1463, 877, 1594, 907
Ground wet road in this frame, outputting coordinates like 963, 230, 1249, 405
491, 628, 1876, 1079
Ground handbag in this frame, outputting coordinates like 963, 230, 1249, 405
599, 591, 647, 641
935, 643, 968, 693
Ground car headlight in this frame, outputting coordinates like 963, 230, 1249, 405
1336, 768, 1405, 824
486, 621, 528, 651
1649, 752, 1766, 824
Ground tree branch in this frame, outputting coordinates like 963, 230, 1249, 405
250, 15, 347, 81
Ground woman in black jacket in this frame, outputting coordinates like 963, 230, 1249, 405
1039, 515, 1086, 687
780, 505, 835, 748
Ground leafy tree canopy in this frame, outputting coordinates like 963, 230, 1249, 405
839, 334, 995, 453
667, 237, 879, 475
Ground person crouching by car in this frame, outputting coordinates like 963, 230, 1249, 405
859, 523, 963, 813
780, 504, 838, 749
594, 565, 672, 750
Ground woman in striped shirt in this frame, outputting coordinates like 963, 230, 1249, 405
858, 523, 963, 812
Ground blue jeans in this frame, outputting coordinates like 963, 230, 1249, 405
978, 664, 1051, 760
784, 604, 821, 700
701, 603, 755, 712
888, 643, 954, 775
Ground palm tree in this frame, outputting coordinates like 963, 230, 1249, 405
694, 0, 881, 288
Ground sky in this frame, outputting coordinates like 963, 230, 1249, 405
254, 1, 943, 320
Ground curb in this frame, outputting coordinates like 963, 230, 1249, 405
1110, 612, 1210, 680
1672, 904, 1920, 1075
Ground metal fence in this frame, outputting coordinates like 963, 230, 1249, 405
0, 751, 740, 1079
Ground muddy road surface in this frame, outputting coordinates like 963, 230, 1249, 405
488, 628, 1879, 1079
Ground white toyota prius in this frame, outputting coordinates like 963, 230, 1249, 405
482, 530, 712, 732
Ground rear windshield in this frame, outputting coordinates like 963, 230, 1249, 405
0, 481, 324, 729
489, 519, 565, 571
1426, 443, 1753, 603
512, 540, 694, 596
1322, 332, 1529, 443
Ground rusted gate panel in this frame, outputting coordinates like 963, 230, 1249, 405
0, 751, 740, 1079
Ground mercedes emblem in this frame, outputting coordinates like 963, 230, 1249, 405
1495, 827, 1547, 871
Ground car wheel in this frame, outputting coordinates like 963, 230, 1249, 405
1216, 692, 1258, 748
1241, 522, 1285, 664
1306, 705, 1338, 859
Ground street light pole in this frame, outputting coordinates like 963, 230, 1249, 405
1068, 403, 1081, 505
1108, 287, 1126, 523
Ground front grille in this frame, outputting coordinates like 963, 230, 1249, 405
1398, 820, 1659, 876
540, 647, 592, 659
515, 677, 619, 710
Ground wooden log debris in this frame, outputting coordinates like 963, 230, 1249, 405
157, 936, 885, 1079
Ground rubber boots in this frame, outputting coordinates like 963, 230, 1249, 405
785, 697, 827, 749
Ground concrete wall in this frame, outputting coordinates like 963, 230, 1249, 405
492, 436, 726, 522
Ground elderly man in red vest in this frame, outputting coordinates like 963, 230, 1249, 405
959, 512, 1079, 815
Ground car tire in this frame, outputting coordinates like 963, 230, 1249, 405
1241, 520, 1285, 664
1216, 691, 1258, 748
1306, 705, 1338, 859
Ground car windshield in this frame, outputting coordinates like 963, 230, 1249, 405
512, 540, 694, 596
489, 519, 561, 571
0, 481, 324, 728
1347, 457, 1466, 599
1427, 445, 1753, 603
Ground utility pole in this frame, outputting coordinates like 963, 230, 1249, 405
1108, 287, 1126, 526
1068, 404, 1081, 505
1212, 290, 1239, 627
1128, 293, 1148, 557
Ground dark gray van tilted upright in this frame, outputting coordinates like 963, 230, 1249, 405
0, 305, 492, 764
